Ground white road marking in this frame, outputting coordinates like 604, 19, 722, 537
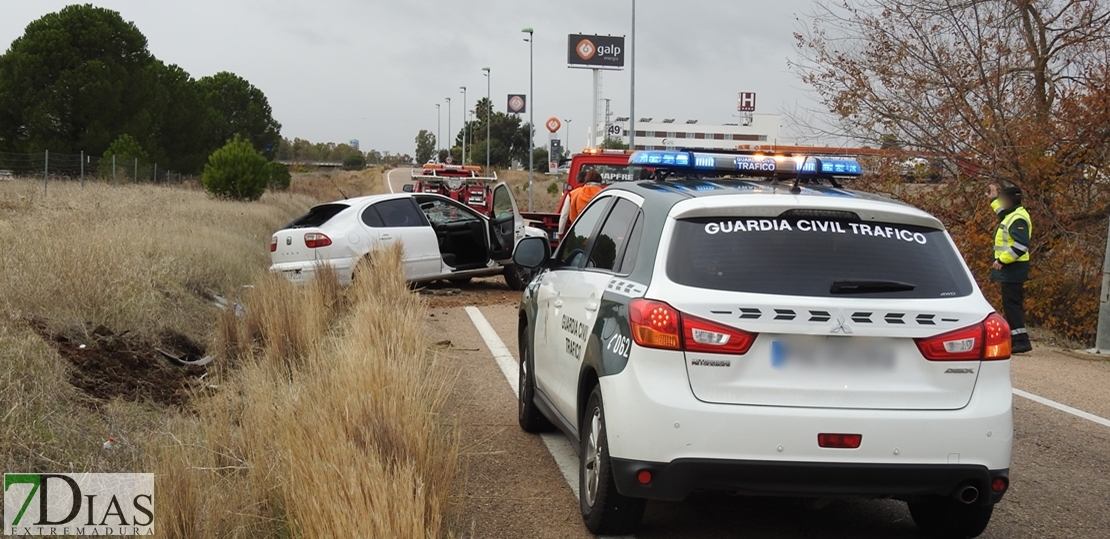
386, 168, 404, 193
1014, 388, 1110, 428
464, 306, 632, 539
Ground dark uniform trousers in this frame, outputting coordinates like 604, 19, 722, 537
1000, 282, 1030, 349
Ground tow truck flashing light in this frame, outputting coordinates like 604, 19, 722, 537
629, 150, 864, 178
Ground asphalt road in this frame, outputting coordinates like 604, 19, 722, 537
386, 167, 414, 193
437, 301, 1110, 539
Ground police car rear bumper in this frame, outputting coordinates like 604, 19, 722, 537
610, 457, 1009, 504
596, 347, 1013, 487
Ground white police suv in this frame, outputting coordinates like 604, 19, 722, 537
511, 150, 1012, 538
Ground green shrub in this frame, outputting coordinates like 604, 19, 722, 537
202, 136, 270, 201
342, 153, 366, 171
268, 161, 291, 191
98, 134, 149, 181
546, 181, 560, 196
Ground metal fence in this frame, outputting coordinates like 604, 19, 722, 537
0, 151, 192, 191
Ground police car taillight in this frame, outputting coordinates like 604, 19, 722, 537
629, 299, 756, 354
683, 314, 756, 355
629, 300, 681, 349
914, 313, 1011, 361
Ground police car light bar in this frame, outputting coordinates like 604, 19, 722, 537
628, 150, 864, 178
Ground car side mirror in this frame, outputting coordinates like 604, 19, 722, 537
402, 184, 414, 193
513, 236, 551, 269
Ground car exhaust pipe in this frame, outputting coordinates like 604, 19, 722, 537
952, 484, 979, 505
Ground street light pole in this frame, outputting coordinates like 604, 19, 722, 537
460, 86, 468, 165
483, 67, 491, 172
523, 27, 534, 211
564, 119, 572, 157
436, 104, 441, 160
445, 97, 452, 162
630, 0, 637, 150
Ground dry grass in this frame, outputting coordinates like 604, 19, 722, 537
0, 178, 313, 477
496, 169, 564, 213
151, 248, 457, 538
288, 167, 385, 202
1, 177, 460, 537
0, 179, 312, 339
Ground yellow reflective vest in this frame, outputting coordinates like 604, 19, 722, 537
992, 199, 1031, 265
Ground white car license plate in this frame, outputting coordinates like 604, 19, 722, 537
770, 337, 895, 371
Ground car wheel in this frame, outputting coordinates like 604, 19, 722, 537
518, 331, 553, 433
448, 277, 472, 285
908, 496, 994, 539
503, 264, 531, 291
580, 385, 646, 535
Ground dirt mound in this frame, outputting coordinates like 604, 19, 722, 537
30, 321, 209, 406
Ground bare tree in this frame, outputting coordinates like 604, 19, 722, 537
793, 0, 1110, 182
792, 0, 1110, 342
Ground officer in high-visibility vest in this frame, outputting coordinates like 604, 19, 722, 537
988, 184, 1033, 353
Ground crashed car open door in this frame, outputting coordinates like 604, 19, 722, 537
489, 182, 523, 262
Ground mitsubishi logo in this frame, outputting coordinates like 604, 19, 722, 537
830, 313, 853, 334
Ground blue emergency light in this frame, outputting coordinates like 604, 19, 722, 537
629, 150, 864, 179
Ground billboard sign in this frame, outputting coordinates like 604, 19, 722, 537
568, 34, 625, 69
508, 94, 526, 114
549, 139, 563, 173
738, 92, 757, 112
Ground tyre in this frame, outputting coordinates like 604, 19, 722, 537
503, 264, 531, 291
579, 386, 646, 535
448, 277, 472, 285
518, 330, 553, 433
908, 496, 994, 539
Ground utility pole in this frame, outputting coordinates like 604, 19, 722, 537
564, 119, 573, 156
483, 67, 491, 172
523, 27, 535, 211
460, 86, 468, 165
603, 98, 612, 146
436, 103, 442, 160
445, 97, 452, 162
1096, 217, 1110, 351
630, 0, 637, 150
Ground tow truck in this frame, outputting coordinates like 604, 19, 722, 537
407, 164, 497, 214
519, 148, 642, 244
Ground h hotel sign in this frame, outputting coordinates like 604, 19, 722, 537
738, 92, 757, 112
5, 473, 154, 535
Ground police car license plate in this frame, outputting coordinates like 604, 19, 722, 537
770, 338, 895, 371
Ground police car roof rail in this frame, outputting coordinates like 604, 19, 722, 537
628, 149, 863, 190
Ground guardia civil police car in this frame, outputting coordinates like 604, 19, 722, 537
511, 149, 1013, 538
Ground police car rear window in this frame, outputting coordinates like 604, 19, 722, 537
666, 217, 974, 298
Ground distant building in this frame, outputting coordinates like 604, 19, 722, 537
349, 139, 360, 151
585, 114, 782, 151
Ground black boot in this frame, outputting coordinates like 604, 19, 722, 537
1011, 333, 1032, 354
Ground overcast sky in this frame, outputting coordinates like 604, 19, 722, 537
3, 0, 825, 155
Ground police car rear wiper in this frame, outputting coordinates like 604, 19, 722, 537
830, 279, 916, 294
